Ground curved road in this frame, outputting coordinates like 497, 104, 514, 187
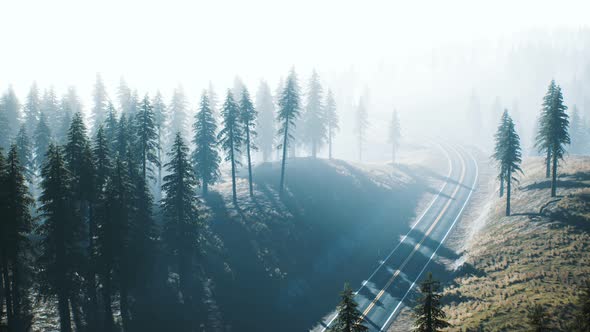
315, 144, 478, 332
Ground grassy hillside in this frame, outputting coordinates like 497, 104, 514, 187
443, 156, 590, 331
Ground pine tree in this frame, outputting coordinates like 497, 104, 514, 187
103, 101, 119, 154
134, 94, 160, 181
330, 283, 368, 332
116, 114, 132, 158
255, 80, 275, 162
152, 91, 167, 199
14, 125, 35, 184
64, 112, 98, 330
0, 86, 21, 143
325, 89, 339, 159
355, 97, 369, 162
57, 87, 83, 143
41, 87, 60, 135
169, 86, 189, 144
37, 144, 84, 332
24, 82, 41, 134
2, 145, 35, 332
192, 92, 220, 196
92, 73, 108, 134
536, 80, 557, 178
492, 110, 523, 216
218, 90, 243, 203
0, 104, 10, 151
389, 110, 401, 164
570, 105, 587, 154
537, 82, 570, 197
277, 69, 301, 194
240, 87, 257, 196
34, 112, 52, 171
302, 70, 326, 157
527, 304, 549, 332
413, 272, 450, 332
117, 77, 132, 114
208, 81, 220, 120
162, 133, 201, 313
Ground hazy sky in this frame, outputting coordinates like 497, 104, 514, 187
1, 0, 589, 97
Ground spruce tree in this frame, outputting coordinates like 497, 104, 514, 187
37, 144, 83, 332
413, 272, 450, 332
492, 110, 523, 216
24, 82, 41, 134
255, 80, 275, 162
536, 80, 557, 178
330, 283, 368, 332
218, 90, 243, 203
208, 81, 220, 120
0, 105, 9, 150
355, 97, 369, 162
570, 105, 587, 154
388, 110, 401, 164
34, 112, 52, 171
41, 88, 60, 135
117, 77, 132, 114
169, 86, 189, 143
527, 304, 549, 332
277, 69, 301, 194
192, 92, 220, 196
0, 86, 21, 143
116, 114, 132, 158
57, 87, 83, 143
92, 73, 108, 134
14, 125, 35, 184
152, 91, 167, 198
303, 70, 326, 158
135, 94, 160, 181
103, 101, 119, 154
162, 133, 201, 313
537, 82, 569, 197
240, 87, 257, 196
325, 89, 339, 159
2, 145, 35, 332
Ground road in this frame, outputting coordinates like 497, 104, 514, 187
315, 143, 478, 332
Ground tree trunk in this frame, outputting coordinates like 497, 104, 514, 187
499, 176, 504, 197
551, 153, 558, 197
101, 271, 115, 332
120, 283, 130, 332
70, 295, 84, 332
0, 264, 4, 323
545, 150, 551, 178
85, 202, 98, 332
246, 128, 253, 197
2, 254, 14, 330
57, 292, 72, 332
230, 135, 237, 203
279, 122, 289, 195
506, 169, 511, 216
10, 259, 22, 330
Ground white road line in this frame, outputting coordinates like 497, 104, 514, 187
319, 142, 453, 331
379, 145, 479, 332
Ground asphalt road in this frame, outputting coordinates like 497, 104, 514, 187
315, 144, 478, 332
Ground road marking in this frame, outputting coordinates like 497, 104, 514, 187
318, 143, 453, 332
358, 145, 466, 321
379, 145, 479, 331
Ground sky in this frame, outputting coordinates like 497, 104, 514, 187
1, 0, 588, 96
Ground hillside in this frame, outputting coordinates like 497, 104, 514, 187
441, 156, 590, 331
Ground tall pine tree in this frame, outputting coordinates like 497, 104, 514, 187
192, 92, 220, 196
134, 94, 160, 181
218, 90, 243, 203
355, 97, 369, 162
277, 69, 301, 194
34, 112, 52, 172
24, 82, 41, 134
14, 125, 35, 184
325, 89, 339, 159
240, 87, 257, 196
303, 70, 326, 158
255, 80, 275, 162
388, 110, 401, 164
92, 73, 108, 135
536, 80, 557, 179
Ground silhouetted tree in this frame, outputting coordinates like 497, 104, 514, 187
389, 110, 401, 164
278, 69, 301, 194
527, 304, 549, 332
303, 70, 326, 158
92, 73, 108, 134
169, 86, 189, 144
330, 283, 368, 332
240, 87, 257, 196
117, 77, 132, 115
103, 102, 119, 154
492, 110, 523, 216
325, 89, 339, 159
192, 92, 220, 196
256, 81, 275, 162
536, 80, 557, 179
37, 144, 84, 332
355, 97, 369, 162
57, 87, 83, 144
14, 125, 34, 184
34, 112, 52, 171
23, 82, 41, 134
152, 91, 167, 199
570, 105, 587, 154
134, 95, 160, 181
218, 91, 243, 203
413, 272, 450, 332
41, 88, 59, 135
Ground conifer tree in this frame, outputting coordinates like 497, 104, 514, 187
103, 101, 119, 154
330, 283, 368, 332
34, 112, 52, 171
278, 69, 301, 194
162, 133, 201, 313
527, 304, 549, 332
492, 110, 523, 216
116, 114, 132, 158
0, 149, 7, 324
325, 89, 339, 159
0, 86, 21, 142
570, 105, 587, 154
240, 87, 257, 196
24, 82, 41, 134
169, 86, 189, 143
117, 77, 132, 114
303, 70, 326, 158
192, 92, 220, 196
37, 144, 83, 332
57, 87, 83, 143
255, 80, 275, 162
536, 80, 557, 178
537, 82, 570, 197
413, 272, 450, 332
152, 91, 167, 197
389, 110, 401, 164
41, 87, 60, 135
0, 106, 9, 150
92, 73, 108, 134
2, 145, 35, 332
218, 90, 243, 202
208, 81, 220, 120
135, 94, 160, 181
355, 97, 369, 162
14, 125, 34, 184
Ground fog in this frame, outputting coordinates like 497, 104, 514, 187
2, 0, 589, 161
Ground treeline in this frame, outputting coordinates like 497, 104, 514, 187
0, 68, 345, 332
